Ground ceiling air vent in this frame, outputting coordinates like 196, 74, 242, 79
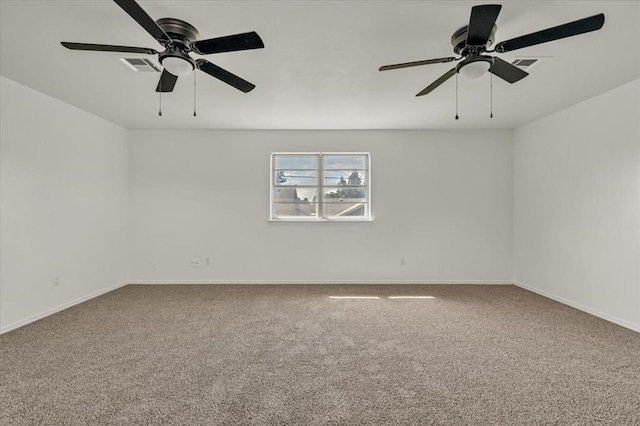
119, 57, 161, 73
511, 58, 543, 71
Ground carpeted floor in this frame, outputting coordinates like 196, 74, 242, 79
1, 285, 639, 425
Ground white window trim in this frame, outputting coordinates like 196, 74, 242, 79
270, 152, 372, 222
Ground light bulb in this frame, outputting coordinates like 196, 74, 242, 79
161, 56, 194, 77
459, 60, 491, 79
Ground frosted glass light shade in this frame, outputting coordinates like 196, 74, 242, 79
162, 56, 194, 76
459, 61, 491, 79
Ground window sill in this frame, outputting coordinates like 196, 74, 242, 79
268, 218, 374, 223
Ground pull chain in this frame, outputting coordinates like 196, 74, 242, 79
455, 72, 459, 120
193, 70, 197, 117
490, 73, 493, 118
159, 79, 162, 117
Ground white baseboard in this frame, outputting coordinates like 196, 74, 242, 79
128, 280, 514, 285
0, 281, 129, 335
514, 281, 640, 333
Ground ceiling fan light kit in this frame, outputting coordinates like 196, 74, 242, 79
379, 3, 605, 118
160, 56, 194, 77
458, 58, 492, 79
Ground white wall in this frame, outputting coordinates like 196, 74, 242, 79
514, 79, 640, 331
0, 76, 129, 333
129, 130, 513, 283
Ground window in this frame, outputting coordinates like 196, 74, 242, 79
271, 153, 370, 221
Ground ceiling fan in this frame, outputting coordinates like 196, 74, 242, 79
61, 0, 264, 94
379, 4, 605, 97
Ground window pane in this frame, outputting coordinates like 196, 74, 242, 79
273, 187, 318, 203
323, 186, 367, 201
274, 155, 318, 170
273, 202, 318, 217
323, 170, 367, 186
323, 202, 367, 218
323, 155, 367, 170
270, 152, 370, 221
274, 170, 318, 186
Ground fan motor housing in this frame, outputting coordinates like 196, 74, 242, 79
451, 25, 497, 54
156, 18, 199, 44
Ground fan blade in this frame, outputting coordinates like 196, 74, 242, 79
113, 0, 171, 43
466, 4, 502, 46
191, 31, 264, 55
489, 57, 528, 83
416, 68, 457, 96
494, 13, 604, 53
156, 69, 178, 93
379, 57, 457, 71
196, 59, 255, 93
61, 42, 157, 55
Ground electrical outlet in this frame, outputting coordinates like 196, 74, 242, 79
53, 276, 60, 287
204, 257, 211, 266
151, 260, 159, 270
191, 259, 200, 268
400, 258, 405, 266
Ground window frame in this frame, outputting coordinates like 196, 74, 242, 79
270, 152, 371, 222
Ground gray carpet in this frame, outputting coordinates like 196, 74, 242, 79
1, 285, 639, 425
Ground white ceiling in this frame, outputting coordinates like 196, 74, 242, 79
1, 1, 638, 130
